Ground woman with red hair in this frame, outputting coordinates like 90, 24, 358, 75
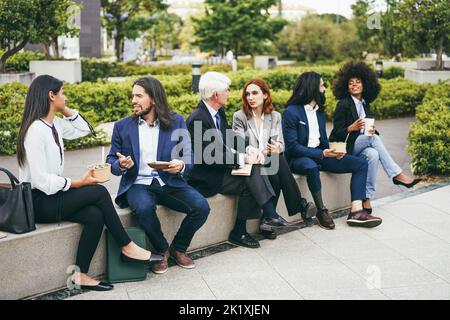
233, 78, 315, 239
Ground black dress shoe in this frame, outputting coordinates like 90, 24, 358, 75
72, 281, 114, 291
364, 207, 373, 214
300, 199, 316, 218
260, 216, 302, 231
229, 232, 260, 248
120, 252, 164, 266
260, 230, 277, 240
392, 177, 422, 188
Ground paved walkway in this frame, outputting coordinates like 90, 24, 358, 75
66, 183, 450, 300
0, 117, 417, 201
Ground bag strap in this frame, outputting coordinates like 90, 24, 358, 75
0, 168, 19, 188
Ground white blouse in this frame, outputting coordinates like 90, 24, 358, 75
19, 111, 92, 195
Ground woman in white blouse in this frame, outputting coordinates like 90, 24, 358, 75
17, 75, 163, 291
233, 78, 315, 239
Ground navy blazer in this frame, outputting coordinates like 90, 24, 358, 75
282, 104, 329, 163
106, 113, 193, 208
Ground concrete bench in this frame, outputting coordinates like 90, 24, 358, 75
0, 173, 351, 300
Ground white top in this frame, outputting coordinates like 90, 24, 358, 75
251, 111, 266, 152
19, 111, 91, 195
304, 104, 321, 148
134, 118, 165, 186
351, 96, 366, 134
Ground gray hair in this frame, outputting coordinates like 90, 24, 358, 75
199, 72, 231, 100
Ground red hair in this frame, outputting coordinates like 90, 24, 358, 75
241, 78, 274, 119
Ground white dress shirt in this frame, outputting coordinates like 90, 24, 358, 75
19, 111, 91, 195
203, 100, 245, 168
134, 118, 165, 186
351, 96, 366, 133
304, 104, 321, 148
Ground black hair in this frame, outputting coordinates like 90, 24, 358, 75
332, 60, 381, 103
285, 71, 325, 112
17, 75, 63, 167
132, 77, 173, 130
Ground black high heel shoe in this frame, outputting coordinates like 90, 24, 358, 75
392, 178, 422, 188
120, 252, 164, 266
71, 281, 114, 291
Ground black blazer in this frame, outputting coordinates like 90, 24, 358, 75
186, 100, 246, 197
329, 96, 378, 154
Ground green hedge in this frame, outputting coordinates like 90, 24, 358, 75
0, 76, 431, 156
0, 82, 108, 156
407, 83, 450, 176
0, 50, 45, 72
381, 66, 405, 80
80, 59, 232, 82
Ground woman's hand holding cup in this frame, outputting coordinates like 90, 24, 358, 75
348, 118, 365, 132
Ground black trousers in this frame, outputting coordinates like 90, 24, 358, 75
32, 185, 131, 273
266, 154, 304, 216
220, 164, 275, 220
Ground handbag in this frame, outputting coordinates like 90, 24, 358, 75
0, 168, 36, 234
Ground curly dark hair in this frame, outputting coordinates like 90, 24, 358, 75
332, 60, 381, 103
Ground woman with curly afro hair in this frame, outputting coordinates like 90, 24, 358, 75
329, 61, 421, 214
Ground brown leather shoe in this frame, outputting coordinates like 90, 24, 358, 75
152, 250, 169, 274
169, 246, 195, 269
316, 209, 335, 230
347, 210, 382, 228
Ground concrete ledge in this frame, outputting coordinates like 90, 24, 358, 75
405, 69, 450, 84
29, 60, 82, 84
0, 72, 35, 86
0, 173, 351, 300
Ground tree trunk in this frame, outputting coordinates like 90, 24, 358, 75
42, 43, 51, 59
52, 36, 60, 59
435, 36, 444, 70
115, 34, 123, 61
0, 39, 29, 73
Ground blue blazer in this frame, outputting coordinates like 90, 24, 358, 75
106, 113, 193, 208
282, 104, 329, 163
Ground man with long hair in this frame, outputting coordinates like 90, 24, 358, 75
107, 77, 210, 274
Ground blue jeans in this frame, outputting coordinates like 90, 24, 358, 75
353, 134, 402, 199
290, 152, 368, 202
126, 181, 210, 253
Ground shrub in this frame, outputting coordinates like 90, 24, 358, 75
0, 50, 45, 72
382, 66, 405, 79
0, 82, 108, 155
407, 83, 450, 175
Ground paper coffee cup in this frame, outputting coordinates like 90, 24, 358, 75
329, 142, 347, 153
364, 118, 375, 136
87, 163, 111, 181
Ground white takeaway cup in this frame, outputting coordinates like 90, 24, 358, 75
364, 118, 375, 136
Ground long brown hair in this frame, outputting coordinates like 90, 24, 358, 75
241, 78, 274, 119
132, 77, 173, 130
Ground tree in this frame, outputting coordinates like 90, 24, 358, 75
394, 0, 450, 70
351, 0, 382, 53
101, 0, 167, 61
192, 0, 287, 57
0, 0, 80, 72
38, 0, 81, 58
274, 15, 362, 62
141, 12, 182, 59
